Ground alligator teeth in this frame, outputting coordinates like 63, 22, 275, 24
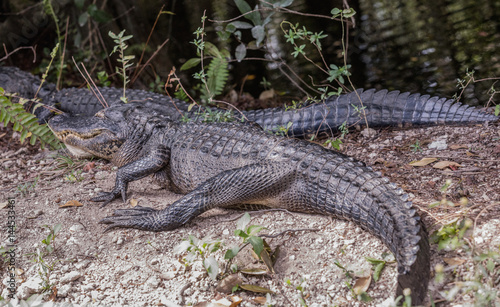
55, 129, 103, 140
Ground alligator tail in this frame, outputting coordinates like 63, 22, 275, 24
244, 89, 498, 137
316, 157, 431, 304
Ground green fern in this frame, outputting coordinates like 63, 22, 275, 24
0, 92, 62, 150
201, 57, 229, 100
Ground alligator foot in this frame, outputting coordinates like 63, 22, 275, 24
99, 206, 159, 232
91, 188, 126, 208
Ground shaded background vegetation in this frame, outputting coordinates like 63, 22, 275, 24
0, 0, 498, 106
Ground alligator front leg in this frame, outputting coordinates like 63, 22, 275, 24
91, 145, 170, 207
100, 162, 294, 231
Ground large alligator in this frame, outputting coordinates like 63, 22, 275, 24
1, 66, 498, 138
48, 102, 430, 304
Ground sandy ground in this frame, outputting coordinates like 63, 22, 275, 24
0, 120, 499, 306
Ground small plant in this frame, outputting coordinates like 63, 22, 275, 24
410, 140, 422, 152
181, 13, 229, 102
431, 218, 472, 251
173, 235, 222, 280
109, 30, 135, 103
97, 71, 111, 87
284, 100, 306, 112
17, 176, 39, 197
274, 121, 293, 136
27, 224, 62, 293
149, 75, 165, 93
225, 213, 267, 262
323, 121, 348, 151
64, 169, 84, 182
285, 277, 309, 307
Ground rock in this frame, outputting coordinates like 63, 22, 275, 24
75, 260, 91, 270
361, 127, 377, 138
58, 284, 72, 297
428, 136, 448, 150
60, 271, 82, 284
69, 224, 84, 233
16, 275, 43, 300
159, 295, 181, 307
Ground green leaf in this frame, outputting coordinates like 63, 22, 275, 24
224, 246, 240, 260
234, 229, 249, 239
173, 240, 192, 254
74, 0, 85, 9
78, 12, 88, 27
342, 8, 356, 18
235, 43, 246, 62
234, 0, 262, 25
229, 21, 254, 29
331, 8, 342, 17
251, 25, 265, 47
495, 105, 499, 116
203, 41, 222, 58
273, 0, 294, 8
247, 225, 266, 236
237, 212, 251, 230
203, 256, 219, 280
248, 236, 264, 257
87, 4, 111, 23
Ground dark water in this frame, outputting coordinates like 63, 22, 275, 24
355, 0, 500, 106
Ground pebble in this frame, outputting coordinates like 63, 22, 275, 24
60, 271, 82, 284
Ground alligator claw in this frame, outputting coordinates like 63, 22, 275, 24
99, 206, 158, 232
91, 190, 123, 207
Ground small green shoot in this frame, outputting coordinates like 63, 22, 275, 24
17, 176, 39, 197
109, 30, 135, 103
173, 235, 222, 280
27, 224, 62, 293
410, 140, 422, 152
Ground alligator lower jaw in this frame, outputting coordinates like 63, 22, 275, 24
64, 144, 95, 158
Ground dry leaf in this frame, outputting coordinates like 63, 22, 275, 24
0, 132, 6, 138
253, 297, 267, 304
130, 199, 139, 207
409, 157, 438, 167
216, 274, 242, 294
450, 144, 468, 150
352, 275, 372, 295
433, 161, 461, 169
240, 284, 274, 293
466, 151, 479, 157
0, 201, 8, 209
443, 257, 466, 266
259, 89, 275, 100
240, 268, 268, 275
59, 200, 83, 208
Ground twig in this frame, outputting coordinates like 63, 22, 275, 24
56, 17, 70, 90
72, 58, 108, 108
178, 282, 192, 306
260, 228, 320, 238
131, 38, 169, 85
0, 45, 36, 63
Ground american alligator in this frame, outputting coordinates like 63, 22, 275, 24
48, 102, 431, 304
1, 66, 498, 138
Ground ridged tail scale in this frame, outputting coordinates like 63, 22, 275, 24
244, 89, 498, 137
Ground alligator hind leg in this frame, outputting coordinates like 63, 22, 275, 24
100, 162, 295, 231
91, 145, 170, 207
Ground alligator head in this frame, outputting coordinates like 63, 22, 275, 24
48, 109, 126, 160
48, 102, 176, 161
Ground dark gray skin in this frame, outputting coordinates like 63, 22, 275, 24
2, 66, 497, 138
48, 103, 430, 304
